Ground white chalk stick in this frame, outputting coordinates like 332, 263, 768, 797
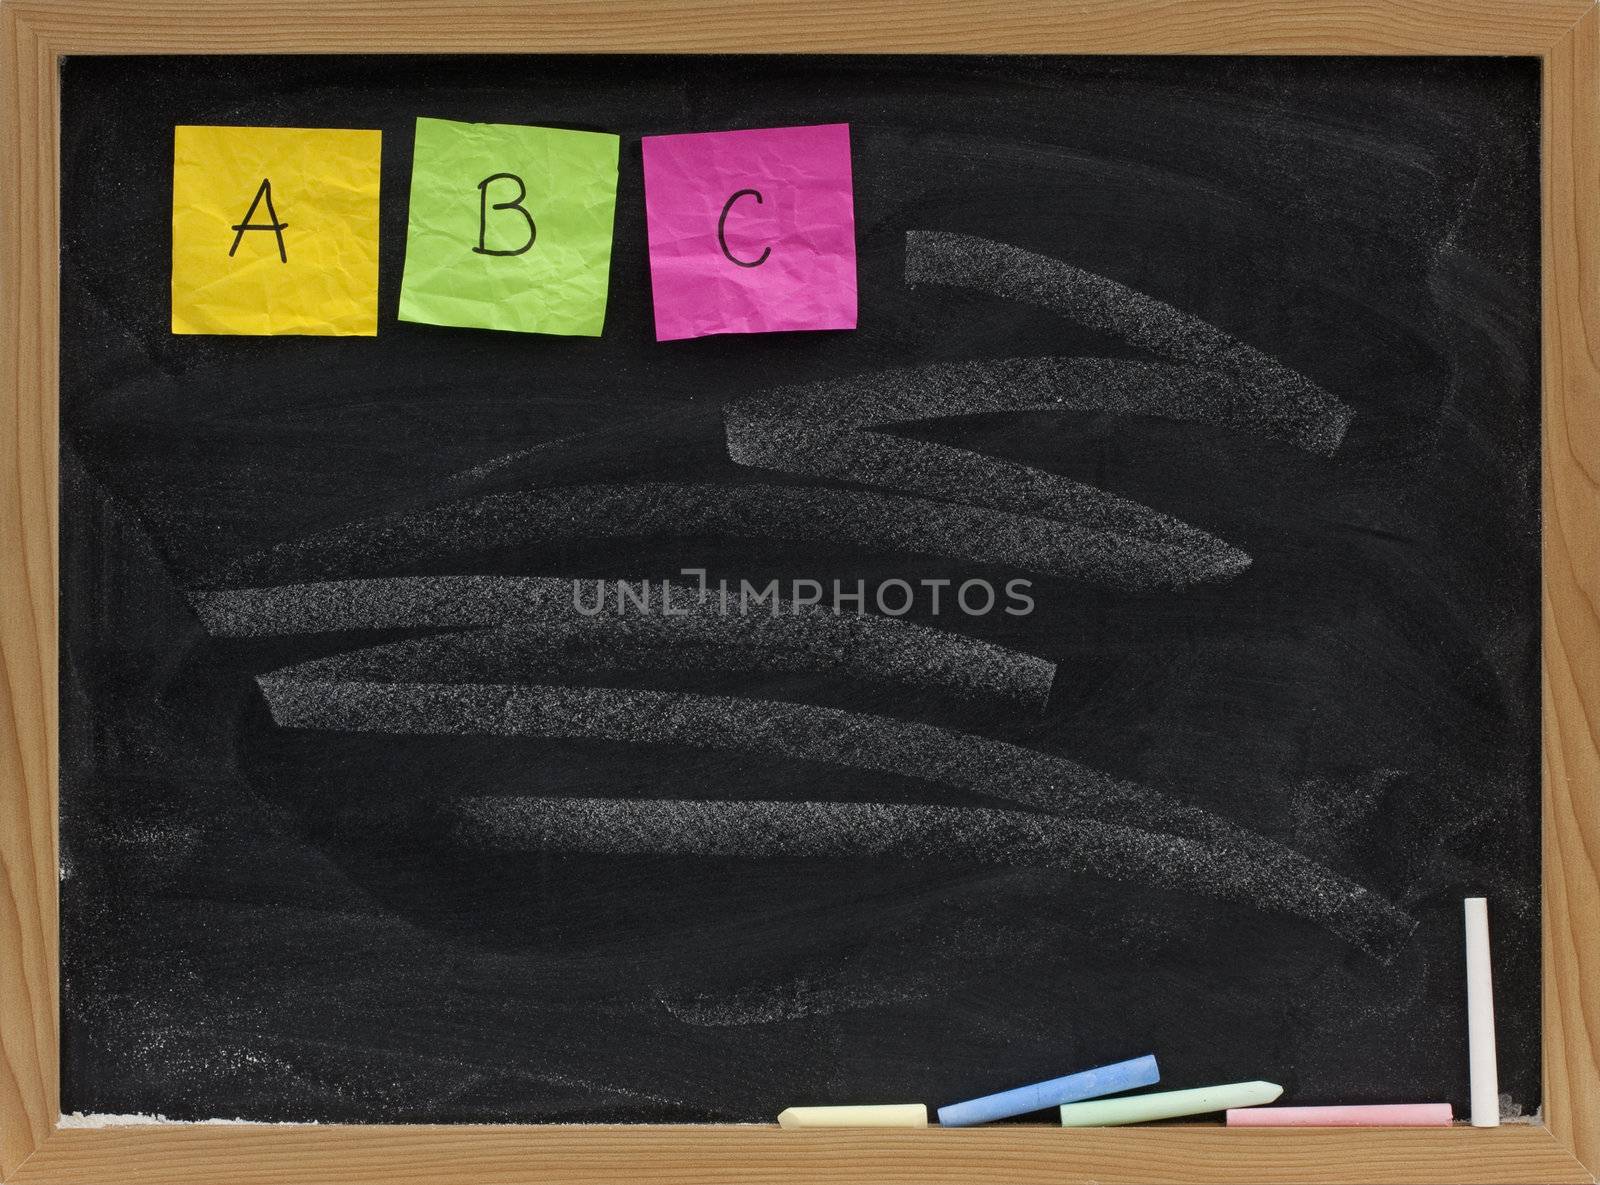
778, 1104, 928, 1128
1465, 897, 1500, 1127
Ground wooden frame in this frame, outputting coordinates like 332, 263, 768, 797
2, 1, 1597, 1181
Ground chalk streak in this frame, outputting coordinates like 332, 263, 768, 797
255, 677, 1414, 954
658, 978, 927, 1028
211, 484, 1249, 591
451, 794, 1410, 956
904, 231, 1353, 455
197, 576, 1054, 709
192, 574, 577, 635
726, 357, 1277, 546
436, 410, 699, 496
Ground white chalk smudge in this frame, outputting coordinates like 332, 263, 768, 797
721, 358, 1252, 594
726, 356, 1309, 547
281, 623, 1048, 712
904, 231, 1353, 456
192, 574, 578, 635
659, 977, 927, 1027
1499, 1094, 1530, 1122
451, 794, 1408, 953
58, 1112, 315, 1127
435, 410, 689, 495
213, 483, 1248, 592
254, 677, 1181, 829
254, 677, 1414, 954
191, 575, 1055, 710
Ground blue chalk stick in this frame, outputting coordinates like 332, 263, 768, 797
936, 1054, 1159, 1126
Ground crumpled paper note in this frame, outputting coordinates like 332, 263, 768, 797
397, 117, 620, 336
640, 123, 857, 342
171, 125, 382, 336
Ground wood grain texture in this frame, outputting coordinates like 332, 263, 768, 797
1543, 4, 1600, 1180
4, 0, 1597, 55
4, 0, 1600, 1182
0, 1, 60, 1181
7, 1125, 1596, 1185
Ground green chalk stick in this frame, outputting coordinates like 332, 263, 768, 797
1058, 1080, 1282, 1126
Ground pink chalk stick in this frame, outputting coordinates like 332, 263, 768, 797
1227, 1104, 1453, 1128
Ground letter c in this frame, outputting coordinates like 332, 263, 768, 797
717, 188, 771, 268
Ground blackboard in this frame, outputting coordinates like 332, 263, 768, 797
58, 53, 1542, 1124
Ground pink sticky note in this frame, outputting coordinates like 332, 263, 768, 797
641, 123, 857, 342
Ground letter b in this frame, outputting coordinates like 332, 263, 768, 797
475, 172, 535, 256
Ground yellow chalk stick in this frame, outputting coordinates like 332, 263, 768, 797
777, 1104, 928, 1128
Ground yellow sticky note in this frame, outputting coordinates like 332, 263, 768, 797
171, 125, 382, 336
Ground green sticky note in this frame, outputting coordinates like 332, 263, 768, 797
398, 117, 620, 336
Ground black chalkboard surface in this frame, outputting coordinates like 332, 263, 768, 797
58, 54, 1541, 1124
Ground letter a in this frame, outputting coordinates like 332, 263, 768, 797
228, 178, 289, 263
475, 172, 536, 256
